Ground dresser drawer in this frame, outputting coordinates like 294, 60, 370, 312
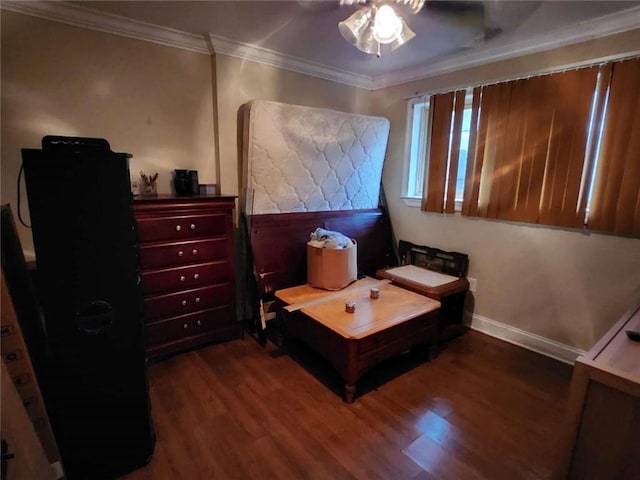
143, 283, 233, 321
138, 238, 228, 269
136, 213, 227, 243
140, 261, 231, 295
146, 305, 234, 348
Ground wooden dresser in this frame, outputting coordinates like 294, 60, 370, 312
133, 195, 239, 358
558, 297, 640, 479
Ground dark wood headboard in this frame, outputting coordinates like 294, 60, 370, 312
245, 208, 398, 298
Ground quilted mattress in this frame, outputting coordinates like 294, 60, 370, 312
242, 100, 390, 214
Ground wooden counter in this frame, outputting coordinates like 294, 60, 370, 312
558, 297, 640, 479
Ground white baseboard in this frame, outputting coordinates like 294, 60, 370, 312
466, 313, 585, 365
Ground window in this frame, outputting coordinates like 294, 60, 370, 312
454, 103, 472, 204
403, 97, 429, 199
404, 91, 472, 210
403, 56, 640, 236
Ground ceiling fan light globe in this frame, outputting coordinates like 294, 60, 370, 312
338, 8, 372, 46
391, 18, 416, 50
373, 5, 402, 44
355, 26, 380, 54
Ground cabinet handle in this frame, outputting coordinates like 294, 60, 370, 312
195, 297, 200, 303
178, 251, 184, 257
175, 225, 182, 232
197, 320, 202, 326
180, 276, 186, 282
193, 273, 200, 280
181, 300, 187, 307
4, 351, 19, 362
192, 249, 198, 255
190, 223, 196, 230
183, 323, 188, 329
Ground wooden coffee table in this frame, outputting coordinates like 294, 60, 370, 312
275, 278, 440, 402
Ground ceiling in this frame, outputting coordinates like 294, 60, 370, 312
12, 1, 640, 87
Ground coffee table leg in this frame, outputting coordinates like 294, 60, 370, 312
342, 339, 358, 403
344, 384, 356, 403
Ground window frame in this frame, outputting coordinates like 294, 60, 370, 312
401, 96, 429, 207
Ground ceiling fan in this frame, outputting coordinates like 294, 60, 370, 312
338, 0, 424, 56
337, 0, 537, 56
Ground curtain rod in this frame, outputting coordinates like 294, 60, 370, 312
404, 51, 640, 100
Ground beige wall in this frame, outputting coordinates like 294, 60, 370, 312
3, 8, 639, 351
213, 53, 372, 197
371, 29, 640, 350
1, 11, 216, 255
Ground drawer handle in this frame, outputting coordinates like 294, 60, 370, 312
190, 223, 196, 230
178, 251, 184, 257
195, 297, 200, 303
192, 249, 198, 255
175, 225, 182, 232
194, 273, 200, 280
197, 320, 202, 326
180, 276, 186, 282
181, 300, 187, 307
183, 323, 189, 329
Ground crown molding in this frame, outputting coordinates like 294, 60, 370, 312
3, 1, 639, 91
373, 5, 640, 89
0, 0, 373, 89
0, 0, 210, 54
205, 34, 374, 89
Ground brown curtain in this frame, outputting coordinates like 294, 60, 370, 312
461, 87, 482, 217
587, 57, 640, 236
462, 67, 599, 228
445, 90, 466, 213
422, 90, 465, 213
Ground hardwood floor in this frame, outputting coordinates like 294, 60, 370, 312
119, 330, 572, 480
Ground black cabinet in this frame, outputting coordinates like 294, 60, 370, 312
22, 136, 155, 480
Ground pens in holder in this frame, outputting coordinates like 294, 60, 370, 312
140, 170, 158, 197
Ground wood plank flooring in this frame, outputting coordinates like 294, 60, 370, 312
119, 330, 572, 480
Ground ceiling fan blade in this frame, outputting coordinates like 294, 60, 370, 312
422, 0, 503, 46
423, 0, 486, 29
424, 1, 484, 16
483, 26, 502, 41
297, 0, 344, 12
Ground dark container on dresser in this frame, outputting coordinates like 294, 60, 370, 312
133, 194, 239, 358
21, 136, 155, 480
